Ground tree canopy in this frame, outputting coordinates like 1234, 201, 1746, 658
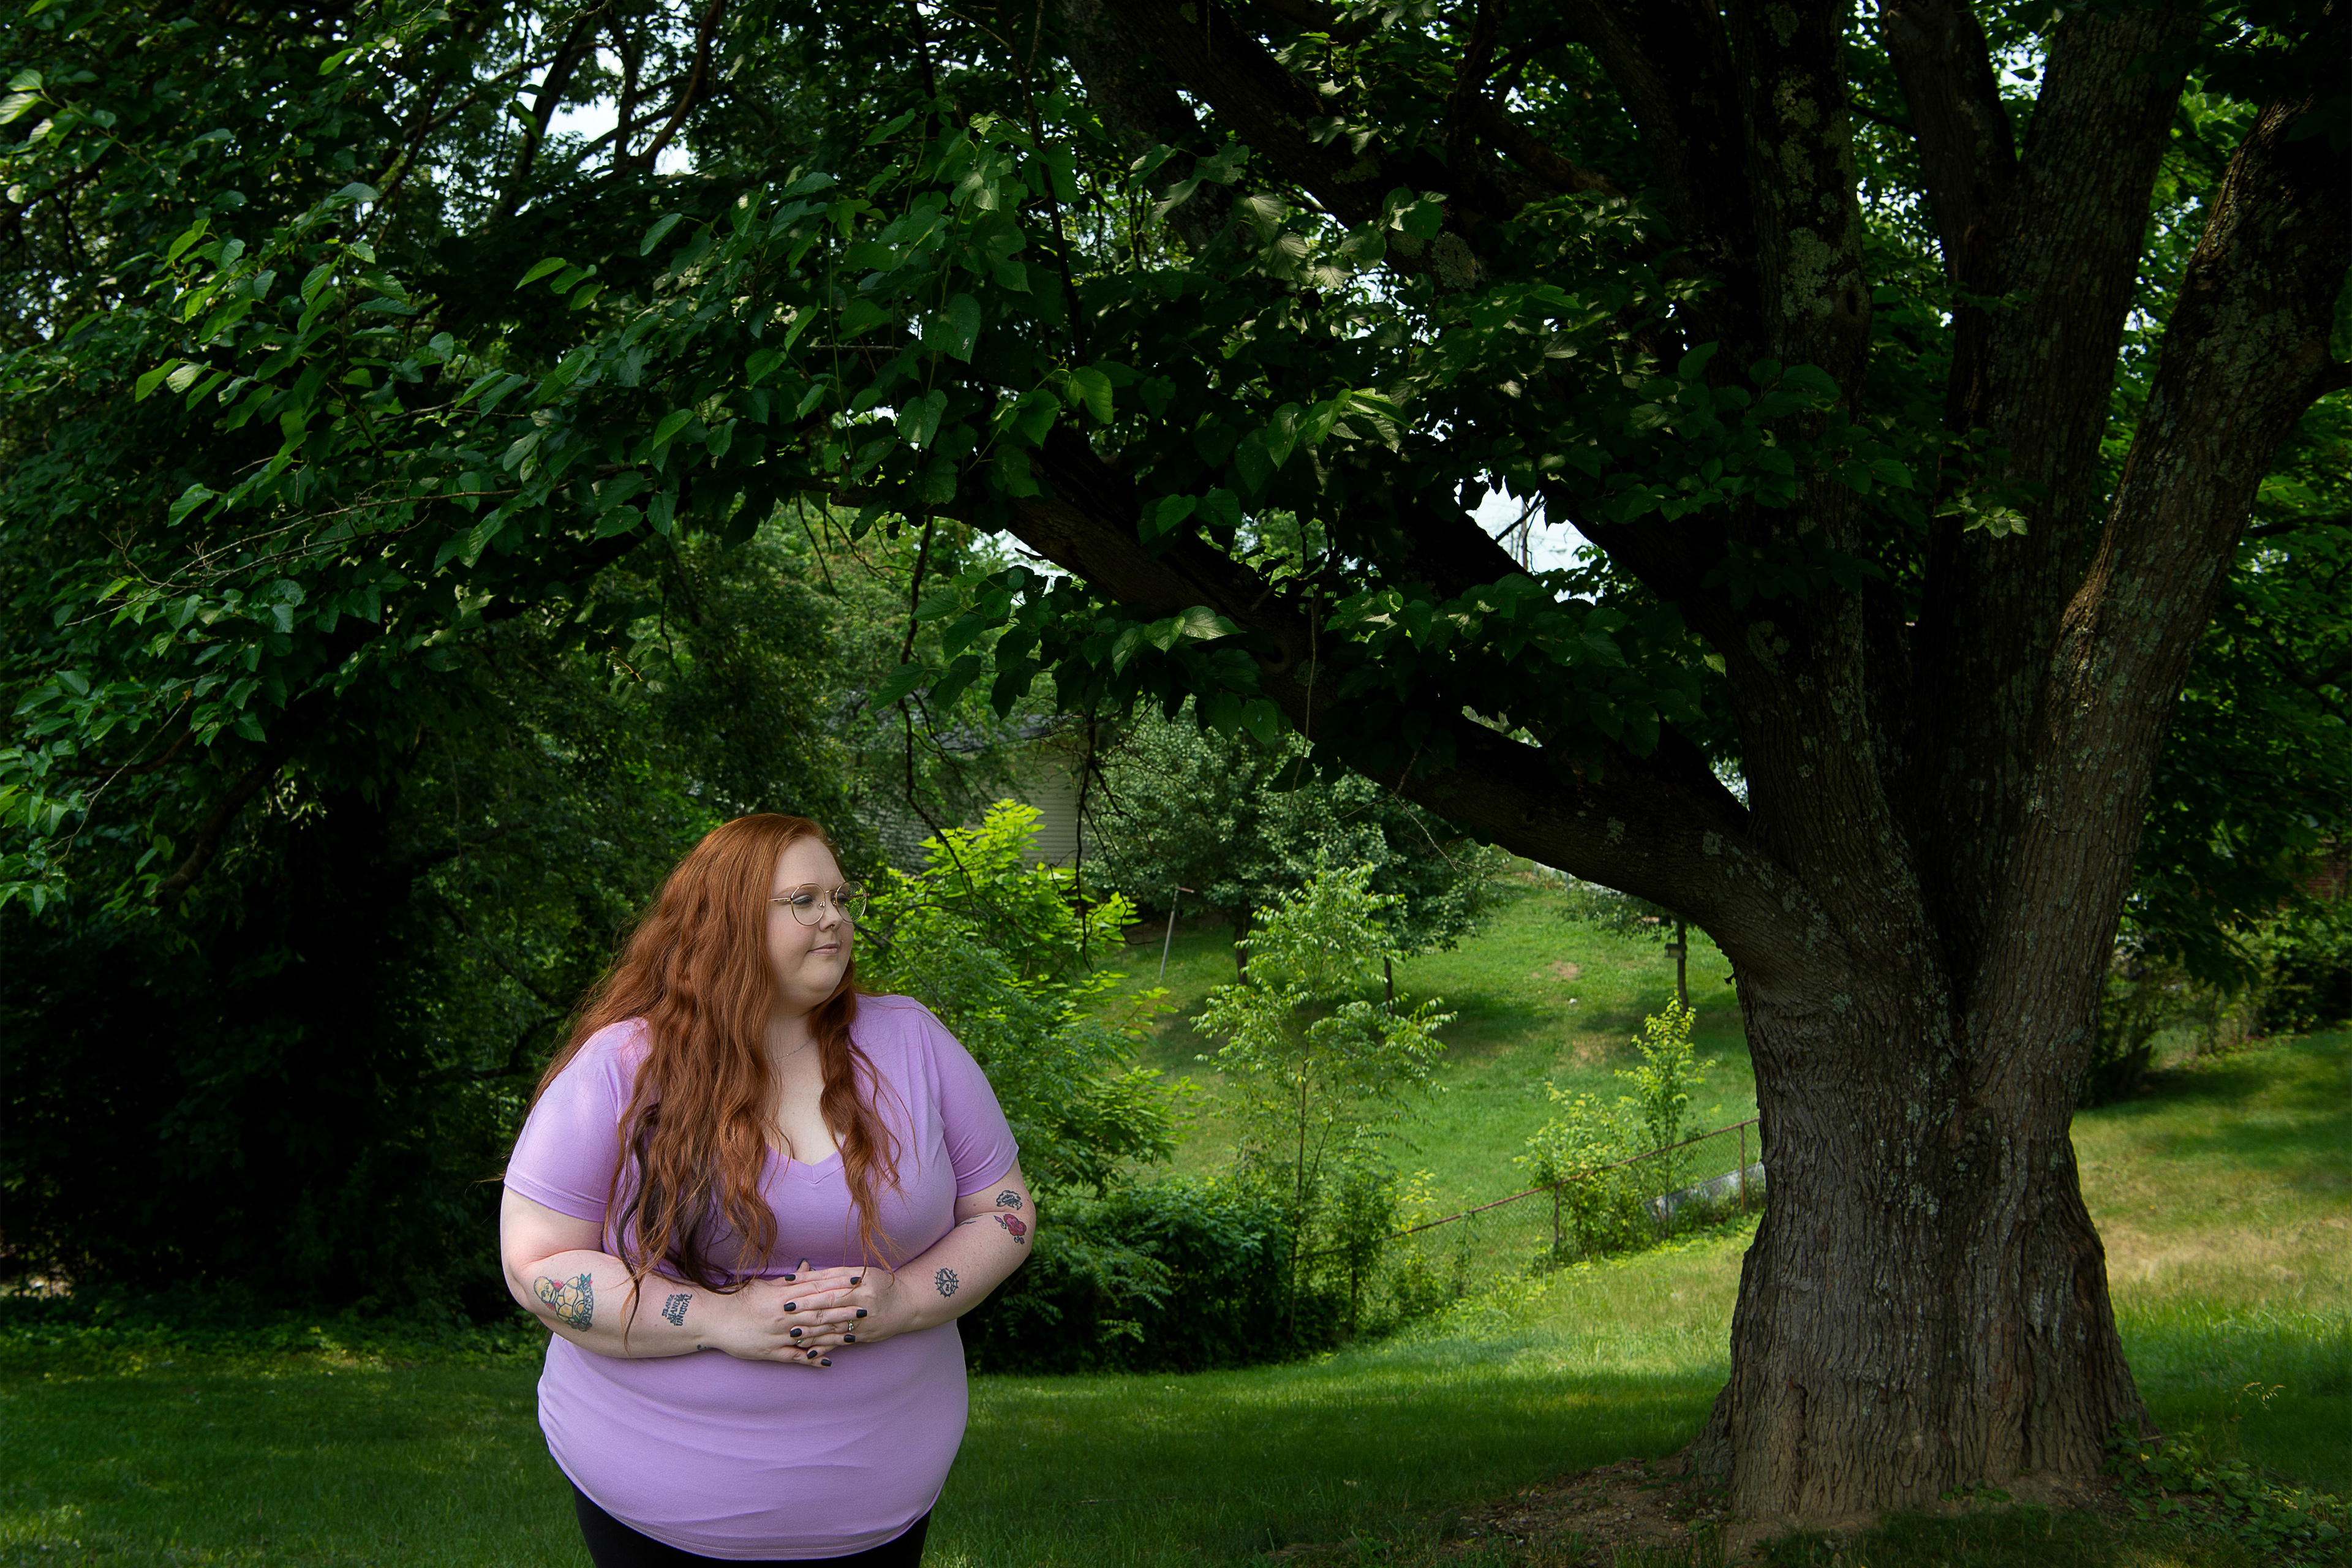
3, 0, 2346, 1528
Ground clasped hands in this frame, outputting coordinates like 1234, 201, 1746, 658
704, 1259, 905, 1368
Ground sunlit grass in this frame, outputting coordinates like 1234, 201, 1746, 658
1, 1017, 2340, 1566
2078, 1028, 2352, 1497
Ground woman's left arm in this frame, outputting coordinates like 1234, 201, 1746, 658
782, 1161, 1037, 1355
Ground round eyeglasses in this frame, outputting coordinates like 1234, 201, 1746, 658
769, 884, 867, 925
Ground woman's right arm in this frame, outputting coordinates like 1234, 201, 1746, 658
499, 1188, 855, 1365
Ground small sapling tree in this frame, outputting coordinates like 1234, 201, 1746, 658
1520, 1000, 1705, 1259
1194, 858, 1450, 1325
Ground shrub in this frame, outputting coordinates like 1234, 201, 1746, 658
1517, 1001, 1706, 1264
959, 1173, 1350, 1374
2253, 899, 2352, 1036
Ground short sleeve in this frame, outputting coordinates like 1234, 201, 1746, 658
504, 1022, 639, 1222
917, 1011, 1020, 1195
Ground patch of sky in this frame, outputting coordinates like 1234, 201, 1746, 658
1474, 488, 1592, 570
544, 53, 695, 178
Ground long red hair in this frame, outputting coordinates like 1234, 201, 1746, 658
532, 815, 900, 1291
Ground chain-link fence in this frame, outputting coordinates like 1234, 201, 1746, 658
1306, 1118, 1765, 1284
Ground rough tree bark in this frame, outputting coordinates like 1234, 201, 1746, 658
995, 0, 2351, 1524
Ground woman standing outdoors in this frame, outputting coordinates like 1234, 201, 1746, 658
500, 814, 1033, 1564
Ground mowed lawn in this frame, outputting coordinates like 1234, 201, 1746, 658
1111, 877, 1755, 1210
2, 1027, 2343, 1566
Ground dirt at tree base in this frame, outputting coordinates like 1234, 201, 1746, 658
1266, 1455, 2133, 1564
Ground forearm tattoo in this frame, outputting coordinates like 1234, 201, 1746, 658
935, 1267, 959, 1297
535, 1273, 594, 1331
993, 1213, 1028, 1244
660, 1292, 690, 1327
995, 1190, 1022, 1209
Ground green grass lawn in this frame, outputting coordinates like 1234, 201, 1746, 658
1111, 878, 1756, 1210
5, 1027, 2343, 1567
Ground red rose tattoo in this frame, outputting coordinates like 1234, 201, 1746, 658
992, 1213, 1028, 1245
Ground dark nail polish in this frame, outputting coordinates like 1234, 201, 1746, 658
850, 1276, 862, 1286
782, 1302, 796, 1313
820, 1358, 831, 1366
790, 1328, 802, 1338
782, 1273, 796, 1282
855, 1308, 867, 1319
844, 1333, 856, 1343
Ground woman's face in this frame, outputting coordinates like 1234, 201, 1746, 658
764, 837, 855, 1020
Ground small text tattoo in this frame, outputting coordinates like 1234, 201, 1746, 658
994, 1189, 1022, 1209
935, 1267, 960, 1297
660, 1293, 690, 1327
535, 1273, 594, 1332
993, 1213, 1028, 1245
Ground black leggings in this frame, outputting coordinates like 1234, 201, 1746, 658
572, 1485, 930, 1567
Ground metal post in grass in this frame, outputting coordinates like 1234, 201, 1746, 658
1738, 1123, 1749, 1212
1552, 1180, 1562, 1262
1666, 919, 1689, 1012
1157, 887, 1193, 981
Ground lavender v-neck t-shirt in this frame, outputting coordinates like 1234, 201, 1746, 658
503, 994, 1019, 1561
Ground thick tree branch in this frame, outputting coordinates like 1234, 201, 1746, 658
1983, 13, 2352, 1081
1878, 0, 2016, 285
153, 737, 296, 907
1054, 0, 1233, 252
1003, 432, 1806, 953
1905, 2, 2196, 992
641, 0, 729, 168
1550, 1, 1751, 298
1112, 0, 1384, 225
1464, 99, 1625, 198
489, 14, 601, 225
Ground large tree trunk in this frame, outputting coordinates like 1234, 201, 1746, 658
1680, 36, 2350, 1517
1688, 963, 2143, 1517
991, 0, 2350, 1526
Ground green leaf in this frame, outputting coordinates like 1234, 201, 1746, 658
1070, 366, 1114, 424
1109, 624, 1150, 674
864, 108, 919, 146
1145, 494, 1197, 541
1197, 488, 1243, 535
1232, 429, 1274, 496
1172, 605, 1240, 641
516, 256, 568, 288
1240, 698, 1283, 746
167, 484, 216, 526
1044, 146, 1079, 207
918, 453, 959, 504
165, 219, 209, 266
650, 408, 696, 448
935, 292, 983, 362
929, 653, 986, 709
164, 362, 205, 394
903, 389, 948, 448
639, 213, 685, 256
1676, 342, 1720, 383
0, 88, 42, 126
1264, 404, 1303, 468
839, 298, 891, 336
871, 661, 925, 707
134, 361, 185, 402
